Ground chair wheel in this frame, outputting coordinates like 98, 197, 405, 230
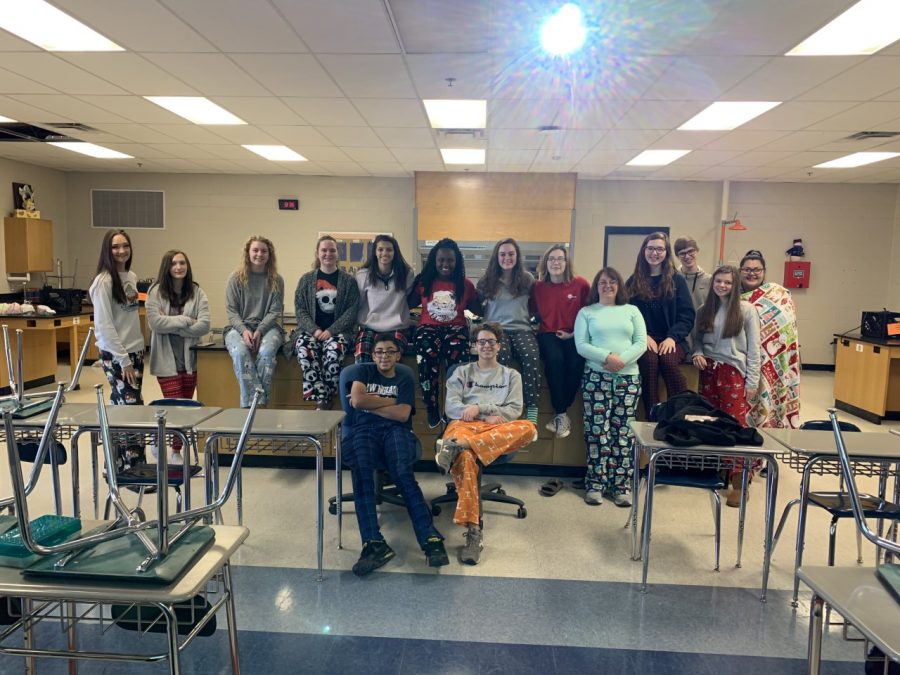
328, 503, 337, 516
496, 489, 506, 495
432, 505, 441, 516
517, 507, 527, 518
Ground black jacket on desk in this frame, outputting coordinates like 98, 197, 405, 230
652, 391, 763, 447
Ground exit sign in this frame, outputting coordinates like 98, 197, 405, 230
278, 198, 299, 211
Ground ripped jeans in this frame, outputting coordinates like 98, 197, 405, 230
224, 328, 283, 407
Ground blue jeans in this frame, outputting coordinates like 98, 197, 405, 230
343, 416, 440, 547
224, 329, 283, 407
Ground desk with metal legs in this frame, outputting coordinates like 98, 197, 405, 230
629, 421, 781, 601
764, 428, 900, 606
67, 406, 223, 518
0, 524, 249, 675
8, 402, 101, 518
799, 566, 900, 675
194, 409, 344, 582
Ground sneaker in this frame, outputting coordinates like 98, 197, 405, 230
584, 489, 603, 506
555, 413, 571, 439
460, 526, 483, 565
612, 493, 632, 508
423, 536, 449, 568
545, 417, 558, 434
434, 438, 464, 473
426, 407, 442, 429
351, 540, 395, 577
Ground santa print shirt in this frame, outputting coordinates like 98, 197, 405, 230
414, 278, 477, 327
530, 276, 590, 334
314, 269, 339, 329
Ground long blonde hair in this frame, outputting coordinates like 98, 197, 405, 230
235, 235, 279, 291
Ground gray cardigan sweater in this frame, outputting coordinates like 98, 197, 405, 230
293, 268, 360, 341
146, 283, 210, 377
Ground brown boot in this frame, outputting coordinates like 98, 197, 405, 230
726, 474, 749, 508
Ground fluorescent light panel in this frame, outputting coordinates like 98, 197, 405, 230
678, 101, 780, 131
243, 145, 307, 161
626, 149, 691, 166
0, 115, 17, 123
424, 100, 486, 129
49, 142, 132, 159
813, 152, 900, 168
0, 0, 123, 51
787, 0, 900, 55
441, 148, 485, 164
145, 97, 246, 125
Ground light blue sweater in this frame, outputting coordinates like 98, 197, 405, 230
574, 303, 648, 376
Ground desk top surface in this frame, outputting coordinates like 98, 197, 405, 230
764, 428, 900, 458
630, 421, 783, 455
194, 407, 343, 436
0, 524, 248, 604
10, 401, 96, 427
69, 405, 223, 429
799, 566, 900, 661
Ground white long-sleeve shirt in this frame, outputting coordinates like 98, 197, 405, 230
89, 271, 144, 368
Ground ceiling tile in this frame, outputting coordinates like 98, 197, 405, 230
295, 146, 352, 162
282, 98, 367, 126
0, 53, 127, 95
315, 160, 369, 175
699, 130, 792, 151
718, 150, 796, 167
210, 97, 306, 126
206, 126, 282, 144
58, 54, 198, 96
143, 54, 271, 96
674, 149, 743, 166
357, 162, 408, 177
489, 99, 563, 130
374, 127, 436, 148
0, 67, 57, 95
319, 126, 385, 146
487, 149, 538, 164
351, 99, 428, 128
592, 129, 667, 150
88, 123, 179, 144
161, 0, 309, 52
52, 0, 218, 52
651, 130, 725, 149
643, 56, 769, 100
390, 0, 493, 53
722, 56, 861, 101
261, 125, 334, 146
389, 148, 441, 164
318, 55, 417, 98
405, 53, 494, 98
152, 124, 233, 144
741, 101, 858, 131
74, 95, 182, 123
487, 129, 544, 150
342, 147, 396, 163
614, 100, 709, 130
798, 57, 900, 102
560, 99, 634, 130
755, 130, 851, 152
230, 55, 342, 98
8, 95, 130, 124
805, 102, 900, 132
273, 0, 400, 53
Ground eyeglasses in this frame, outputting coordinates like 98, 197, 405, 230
475, 339, 498, 347
598, 281, 617, 288
676, 248, 697, 257
740, 267, 765, 275
547, 256, 566, 263
372, 349, 400, 357
645, 246, 666, 253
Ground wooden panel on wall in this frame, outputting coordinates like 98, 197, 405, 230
416, 172, 576, 243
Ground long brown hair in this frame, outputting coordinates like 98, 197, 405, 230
477, 238, 533, 299
626, 231, 676, 301
153, 249, 196, 305
695, 265, 743, 338
536, 244, 574, 283
96, 229, 132, 304
588, 267, 629, 305
360, 234, 410, 290
235, 235, 278, 291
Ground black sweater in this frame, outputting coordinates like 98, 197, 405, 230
626, 273, 696, 349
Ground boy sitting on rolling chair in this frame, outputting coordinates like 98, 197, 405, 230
345, 333, 449, 576
436, 321, 538, 565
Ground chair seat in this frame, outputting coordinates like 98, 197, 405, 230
115, 463, 203, 488
653, 467, 727, 490
807, 492, 900, 518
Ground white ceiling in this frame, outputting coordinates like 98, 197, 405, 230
1, 0, 900, 182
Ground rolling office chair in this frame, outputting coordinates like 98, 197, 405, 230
429, 363, 527, 522
772, 420, 900, 567
103, 398, 204, 520
327, 363, 422, 516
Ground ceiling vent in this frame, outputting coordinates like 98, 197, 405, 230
845, 131, 900, 141
0, 122, 76, 142
435, 128, 485, 140
45, 122, 98, 132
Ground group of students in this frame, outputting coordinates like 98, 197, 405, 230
88, 227, 800, 575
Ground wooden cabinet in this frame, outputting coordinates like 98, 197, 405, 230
4, 217, 54, 273
833, 335, 900, 423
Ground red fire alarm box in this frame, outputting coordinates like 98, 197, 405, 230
784, 261, 811, 289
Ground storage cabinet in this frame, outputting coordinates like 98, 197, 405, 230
4, 217, 54, 273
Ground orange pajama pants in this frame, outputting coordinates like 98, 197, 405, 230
445, 419, 537, 527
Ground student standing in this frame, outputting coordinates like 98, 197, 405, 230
477, 238, 541, 425
530, 244, 590, 438
692, 264, 761, 506
224, 236, 284, 408
574, 268, 646, 507
354, 234, 414, 363
673, 237, 712, 311
293, 235, 359, 409
409, 238, 478, 428
626, 232, 695, 413
89, 229, 145, 470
